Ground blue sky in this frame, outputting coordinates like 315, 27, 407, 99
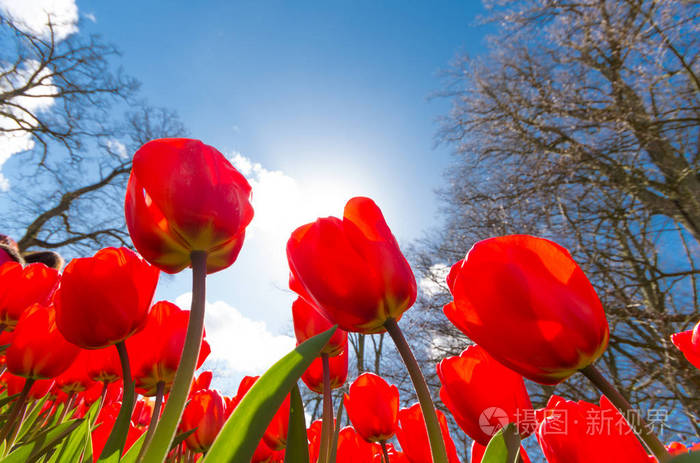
1, 0, 489, 392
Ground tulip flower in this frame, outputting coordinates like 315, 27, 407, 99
55, 247, 159, 349
132, 399, 153, 428
0, 262, 59, 330
292, 297, 347, 356
344, 373, 399, 443
128, 300, 211, 396
536, 395, 650, 462
671, 320, 700, 370
86, 347, 122, 384
6, 303, 80, 379
55, 352, 96, 394
287, 197, 416, 334
375, 443, 410, 463
178, 388, 226, 453
470, 441, 531, 463
444, 235, 609, 385
251, 438, 277, 463
231, 376, 290, 451
302, 347, 348, 394
336, 427, 379, 463
0, 372, 53, 400
125, 138, 254, 274
437, 345, 535, 445
395, 403, 461, 463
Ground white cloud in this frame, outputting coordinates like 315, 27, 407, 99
228, 152, 358, 290
0, 0, 79, 41
175, 293, 296, 393
0, 60, 58, 191
106, 139, 128, 159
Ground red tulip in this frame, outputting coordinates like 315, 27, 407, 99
437, 345, 535, 445
232, 375, 290, 451
307, 420, 323, 463
287, 197, 417, 334
395, 403, 461, 463
192, 371, 213, 395
0, 372, 54, 400
292, 297, 347, 356
178, 388, 226, 453
128, 300, 211, 396
671, 320, 700, 370
0, 262, 59, 329
302, 343, 348, 394
86, 347, 122, 384
344, 372, 399, 443
336, 426, 379, 463
55, 247, 159, 349
6, 303, 80, 379
444, 235, 609, 385
132, 399, 153, 427
470, 441, 531, 463
251, 438, 277, 463
536, 395, 649, 462
374, 443, 410, 463
55, 352, 96, 393
125, 138, 254, 274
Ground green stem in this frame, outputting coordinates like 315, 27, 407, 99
91, 381, 109, 427
380, 441, 390, 463
502, 423, 521, 463
136, 381, 165, 463
580, 365, 670, 462
97, 341, 135, 462
384, 318, 448, 463
140, 251, 207, 462
328, 397, 344, 463
0, 378, 33, 449
56, 392, 75, 425
318, 354, 332, 463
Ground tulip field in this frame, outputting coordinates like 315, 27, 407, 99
0, 137, 698, 463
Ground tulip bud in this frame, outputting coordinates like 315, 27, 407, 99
125, 138, 254, 274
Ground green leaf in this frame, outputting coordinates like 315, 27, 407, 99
169, 429, 196, 451
0, 394, 20, 411
284, 384, 308, 463
0, 419, 82, 463
481, 424, 520, 463
203, 326, 336, 463
118, 432, 146, 463
14, 397, 49, 443
45, 401, 101, 463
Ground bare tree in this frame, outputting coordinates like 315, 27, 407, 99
401, 0, 699, 456
0, 13, 186, 257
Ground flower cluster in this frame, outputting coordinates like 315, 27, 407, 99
0, 138, 696, 463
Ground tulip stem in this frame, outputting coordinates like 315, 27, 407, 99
580, 365, 670, 462
319, 353, 333, 463
502, 423, 521, 463
384, 318, 448, 463
0, 377, 33, 447
136, 381, 165, 463
328, 396, 344, 463
89, 381, 110, 428
380, 441, 390, 463
97, 341, 136, 463
56, 392, 75, 424
140, 251, 208, 463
